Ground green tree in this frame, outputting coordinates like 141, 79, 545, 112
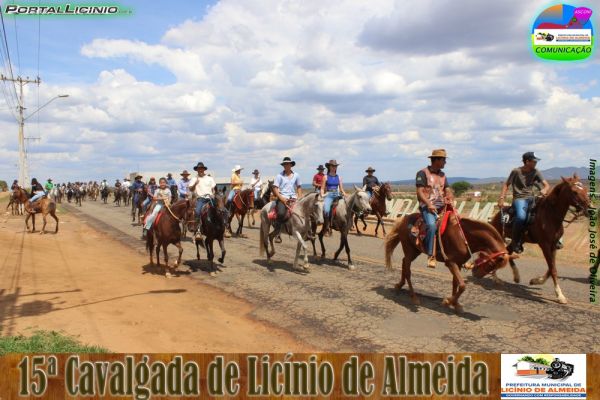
451, 181, 472, 197
0, 180, 7, 191
519, 355, 535, 362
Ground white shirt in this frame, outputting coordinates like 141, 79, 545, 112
122, 181, 131, 189
250, 176, 263, 189
189, 175, 216, 198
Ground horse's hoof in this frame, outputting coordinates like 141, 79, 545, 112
513, 276, 520, 284
348, 264, 356, 270
529, 278, 543, 285
454, 304, 464, 314
252, 221, 256, 226
394, 282, 403, 291
218, 258, 224, 263
165, 272, 172, 278
240, 234, 248, 238
557, 296, 568, 304
410, 296, 420, 305
209, 271, 217, 277
442, 298, 452, 307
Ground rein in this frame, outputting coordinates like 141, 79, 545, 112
475, 251, 507, 268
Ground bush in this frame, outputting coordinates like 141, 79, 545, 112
0, 180, 7, 191
451, 181, 472, 197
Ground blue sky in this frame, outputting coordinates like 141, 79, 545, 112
0, 0, 598, 184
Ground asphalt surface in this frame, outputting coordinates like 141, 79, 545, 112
61, 198, 599, 353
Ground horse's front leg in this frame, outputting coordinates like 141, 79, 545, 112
41, 214, 48, 234
442, 262, 466, 313
217, 238, 226, 264
295, 231, 310, 270
174, 241, 183, 269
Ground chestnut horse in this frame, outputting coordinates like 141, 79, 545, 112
226, 188, 254, 237
354, 182, 393, 237
13, 188, 59, 234
194, 192, 228, 275
490, 174, 591, 304
385, 211, 516, 313
145, 199, 193, 277
7, 190, 24, 215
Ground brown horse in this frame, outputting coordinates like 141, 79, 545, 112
384, 210, 516, 313
131, 189, 147, 225
226, 188, 254, 237
194, 192, 228, 275
7, 190, 24, 215
490, 174, 590, 304
145, 199, 192, 277
13, 188, 59, 234
354, 182, 393, 237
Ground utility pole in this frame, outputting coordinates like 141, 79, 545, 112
0, 75, 41, 188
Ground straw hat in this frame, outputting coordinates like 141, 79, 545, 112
428, 149, 448, 158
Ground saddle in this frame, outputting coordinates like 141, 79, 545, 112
408, 210, 453, 254
500, 200, 538, 228
267, 200, 296, 223
233, 191, 254, 209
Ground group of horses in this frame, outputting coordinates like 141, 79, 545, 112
9, 172, 591, 313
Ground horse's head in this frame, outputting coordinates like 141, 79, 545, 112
560, 174, 591, 217
311, 192, 325, 225
213, 192, 229, 225
353, 185, 372, 214
472, 251, 519, 278
382, 182, 393, 201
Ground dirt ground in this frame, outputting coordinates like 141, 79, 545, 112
0, 193, 312, 352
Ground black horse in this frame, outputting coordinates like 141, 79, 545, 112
195, 191, 228, 275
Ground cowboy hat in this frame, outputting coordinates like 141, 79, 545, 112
47, 178, 53, 181
252, 169, 259, 174
193, 162, 207, 171
325, 159, 340, 168
365, 166, 376, 173
428, 149, 448, 158
280, 157, 296, 166
180, 170, 191, 176
135, 175, 143, 179
232, 165, 244, 172
316, 164, 325, 171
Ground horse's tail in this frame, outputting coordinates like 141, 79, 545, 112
384, 217, 404, 270
146, 229, 154, 255
259, 212, 269, 257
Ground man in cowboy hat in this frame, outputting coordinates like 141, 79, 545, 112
122, 177, 131, 190
416, 149, 454, 268
312, 165, 325, 192
131, 175, 145, 206
362, 167, 381, 199
166, 172, 177, 201
250, 169, 263, 201
498, 151, 550, 254
188, 162, 216, 241
177, 170, 192, 200
44, 178, 54, 193
272, 157, 302, 225
226, 165, 244, 209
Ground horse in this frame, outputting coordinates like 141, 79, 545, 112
100, 186, 109, 204
56, 186, 64, 204
248, 180, 274, 227
13, 188, 59, 234
122, 187, 131, 206
259, 192, 324, 271
489, 174, 591, 304
354, 182, 393, 237
74, 186, 83, 207
226, 188, 254, 237
194, 192, 228, 275
113, 187, 123, 206
131, 189, 147, 225
315, 186, 372, 270
384, 209, 517, 313
145, 199, 192, 277
7, 190, 24, 215
66, 186, 74, 203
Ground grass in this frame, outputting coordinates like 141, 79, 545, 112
0, 330, 109, 354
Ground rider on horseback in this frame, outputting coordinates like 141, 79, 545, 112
226, 165, 244, 209
142, 177, 172, 239
100, 179, 108, 190
416, 149, 454, 268
11, 179, 19, 190
363, 167, 381, 199
188, 162, 216, 242
177, 170, 191, 200
321, 159, 346, 235
44, 178, 54, 193
131, 175, 145, 205
312, 165, 325, 192
250, 169, 263, 201
272, 157, 302, 228
142, 177, 157, 212
498, 151, 550, 254
28, 178, 46, 211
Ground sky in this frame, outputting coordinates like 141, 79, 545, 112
0, 0, 598, 184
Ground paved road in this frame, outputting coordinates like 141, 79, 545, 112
61, 199, 599, 352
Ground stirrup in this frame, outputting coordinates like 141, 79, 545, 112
427, 256, 436, 268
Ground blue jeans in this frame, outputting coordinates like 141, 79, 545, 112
420, 206, 438, 256
324, 192, 340, 217
254, 188, 261, 200
227, 189, 238, 202
366, 191, 373, 199
512, 198, 533, 246
195, 197, 212, 222
144, 203, 162, 230
142, 197, 151, 212
30, 191, 45, 203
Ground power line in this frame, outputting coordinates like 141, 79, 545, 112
13, 14, 21, 76
0, 9, 20, 110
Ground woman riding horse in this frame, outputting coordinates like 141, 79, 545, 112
321, 159, 346, 235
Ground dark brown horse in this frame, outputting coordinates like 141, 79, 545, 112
385, 210, 516, 313
354, 182, 393, 237
145, 199, 192, 277
7, 190, 24, 215
13, 188, 59, 234
194, 192, 228, 275
490, 174, 590, 304
226, 188, 254, 237
131, 189, 147, 225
